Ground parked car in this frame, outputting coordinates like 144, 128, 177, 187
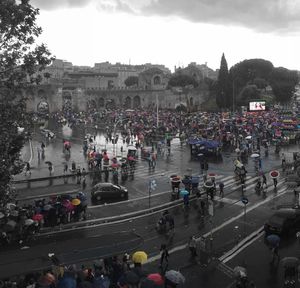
91, 182, 128, 203
264, 208, 300, 237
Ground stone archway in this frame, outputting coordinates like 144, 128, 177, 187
124, 96, 132, 109
133, 95, 141, 108
98, 98, 105, 107
153, 75, 161, 85
106, 99, 116, 110
37, 101, 49, 116
87, 99, 97, 113
190, 97, 193, 106
62, 90, 72, 115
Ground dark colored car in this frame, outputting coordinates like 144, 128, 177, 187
264, 208, 300, 237
91, 182, 128, 203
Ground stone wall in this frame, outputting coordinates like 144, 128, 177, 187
23, 84, 209, 113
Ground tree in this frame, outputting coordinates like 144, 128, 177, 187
236, 84, 260, 106
269, 67, 299, 103
124, 75, 138, 87
0, 0, 53, 206
168, 74, 198, 89
216, 53, 230, 109
229, 59, 273, 88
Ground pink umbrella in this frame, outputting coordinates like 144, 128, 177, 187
128, 156, 135, 161
62, 199, 74, 211
111, 163, 119, 168
32, 214, 43, 222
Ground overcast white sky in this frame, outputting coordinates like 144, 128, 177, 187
31, 0, 300, 72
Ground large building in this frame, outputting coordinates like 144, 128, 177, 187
24, 60, 219, 114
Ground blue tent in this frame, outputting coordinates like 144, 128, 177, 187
188, 138, 220, 148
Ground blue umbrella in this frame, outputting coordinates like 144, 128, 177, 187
266, 234, 280, 247
179, 189, 189, 197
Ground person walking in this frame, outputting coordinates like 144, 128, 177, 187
76, 166, 82, 184
188, 235, 197, 258
24, 162, 31, 176
262, 173, 267, 188
159, 244, 169, 271
63, 163, 68, 175
219, 182, 224, 198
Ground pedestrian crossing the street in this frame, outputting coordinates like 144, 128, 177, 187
131, 163, 287, 205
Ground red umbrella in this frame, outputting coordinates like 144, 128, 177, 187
270, 170, 280, 179
147, 273, 164, 285
32, 214, 43, 222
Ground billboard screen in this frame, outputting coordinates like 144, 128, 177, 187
249, 101, 266, 111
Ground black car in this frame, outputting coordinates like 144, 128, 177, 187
264, 208, 300, 237
91, 182, 128, 203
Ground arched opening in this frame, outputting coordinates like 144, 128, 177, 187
133, 95, 141, 108
37, 101, 49, 116
98, 98, 105, 107
190, 97, 193, 106
175, 103, 187, 112
106, 99, 116, 110
153, 75, 161, 85
87, 100, 97, 114
124, 96, 132, 109
62, 90, 72, 116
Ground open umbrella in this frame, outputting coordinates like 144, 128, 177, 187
233, 266, 247, 278
250, 153, 260, 158
204, 180, 214, 189
280, 257, 299, 267
0, 212, 5, 219
147, 273, 164, 285
6, 203, 16, 210
165, 270, 185, 285
270, 170, 280, 179
24, 219, 35, 226
245, 135, 252, 140
266, 234, 280, 247
111, 163, 119, 169
4, 220, 16, 232
179, 189, 189, 197
123, 271, 140, 285
43, 204, 52, 211
32, 214, 43, 222
132, 251, 148, 264
9, 210, 19, 217
71, 198, 81, 206
45, 161, 52, 165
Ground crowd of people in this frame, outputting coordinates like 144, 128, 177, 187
0, 192, 88, 247
0, 251, 185, 288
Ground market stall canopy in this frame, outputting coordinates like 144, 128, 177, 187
187, 138, 220, 148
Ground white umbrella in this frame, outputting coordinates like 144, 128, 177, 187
165, 270, 185, 284
24, 219, 35, 226
6, 203, 16, 210
235, 148, 240, 153
245, 136, 252, 140
250, 153, 260, 158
